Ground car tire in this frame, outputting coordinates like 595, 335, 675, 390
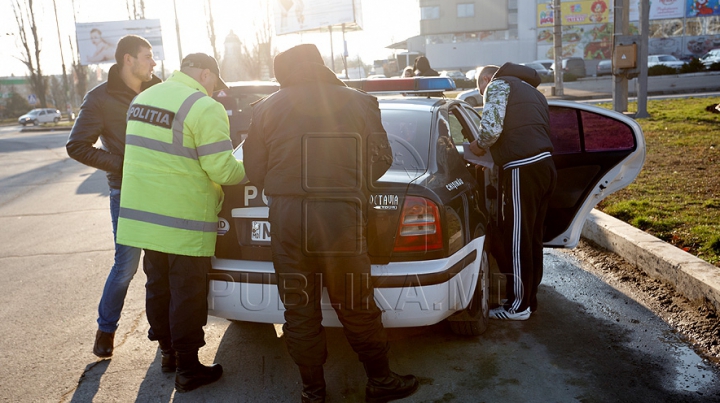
465, 98, 478, 107
53, 117, 59, 123
32, 119, 38, 126
448, 247, 491, 336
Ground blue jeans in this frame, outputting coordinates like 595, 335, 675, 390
97, 188, 142, 333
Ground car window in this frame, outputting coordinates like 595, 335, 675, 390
548, 106, 635, 153
549, 107, 582, 154
582, 110, 635, 151
381, 109, 431, 172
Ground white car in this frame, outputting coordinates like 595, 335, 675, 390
208, 77, 646, 336
699, 49, 720, 67
18, 108, 62, 126
457, 88, 482, 107
647, 54, 685, 69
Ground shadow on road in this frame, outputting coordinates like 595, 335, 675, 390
69, 359, 110, 403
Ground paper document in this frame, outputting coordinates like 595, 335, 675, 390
462, 142, 494, 169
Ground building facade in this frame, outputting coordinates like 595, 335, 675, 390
401, 0, 720, 75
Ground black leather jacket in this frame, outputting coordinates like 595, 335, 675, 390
66, 65, 161, 189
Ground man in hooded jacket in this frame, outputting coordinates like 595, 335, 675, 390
243, 44, 419, 403
468, 62, 557, 321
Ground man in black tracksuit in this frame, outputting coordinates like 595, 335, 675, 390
244, 44, 419, 403
468, 62, 557, 320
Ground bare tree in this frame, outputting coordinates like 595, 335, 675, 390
126, 0, 146, 20
12, 0, 48, 108
68, 36, 87, 105
241, 4, 275, 80
204, 0, 220, 61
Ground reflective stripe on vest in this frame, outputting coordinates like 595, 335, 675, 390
120, 207, 218, 232
125, 91, 230, 159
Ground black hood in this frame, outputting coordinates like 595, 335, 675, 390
494, 62, 541, 88
273, 44, 346, 88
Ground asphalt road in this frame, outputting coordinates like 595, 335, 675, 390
1, 125, 720, 402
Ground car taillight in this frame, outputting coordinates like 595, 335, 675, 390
393, 196, 443, 252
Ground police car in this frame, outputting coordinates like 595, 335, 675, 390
209, 77, 645, 336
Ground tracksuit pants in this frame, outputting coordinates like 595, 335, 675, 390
496, 155, 557, 314
268, 196, 389, 367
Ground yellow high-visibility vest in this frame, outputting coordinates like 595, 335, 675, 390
117, 71, 245, 257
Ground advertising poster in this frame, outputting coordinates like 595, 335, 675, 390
686, 0, 720, 17
628, 0, 685, 21
274, 0, 363, 35
76, 19, 164, 66
537, 1, 611, 27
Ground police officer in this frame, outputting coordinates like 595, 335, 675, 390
116, 53, 245, 393
244, 44, 419, 403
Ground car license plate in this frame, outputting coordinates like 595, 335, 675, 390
251, 220, 271, 242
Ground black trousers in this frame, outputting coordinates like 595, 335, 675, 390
269, 196, 389, 367
143, 250, 209, 353
496, 157, 556, 313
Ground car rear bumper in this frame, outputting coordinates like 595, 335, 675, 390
208, 237, 484, 327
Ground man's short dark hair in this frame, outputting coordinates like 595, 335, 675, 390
115, 35, 152, 67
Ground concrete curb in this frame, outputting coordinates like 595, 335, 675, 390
582, 209, 720, 313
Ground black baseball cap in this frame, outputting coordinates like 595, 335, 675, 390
181, 53, 228, 91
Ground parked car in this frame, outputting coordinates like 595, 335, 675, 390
647, 54, 685, 69
457, 88, 482, 107
596, 60, 613, 76
213, 81, 280, 147
465, 69, 477, 82
532, 59, 555, 70
520, 62, 554, 82
208, 77, 646, 336
551, 57, 587, 78
699, 48, 720, 67
440, 70, 466, 81
17, 108, 62, 126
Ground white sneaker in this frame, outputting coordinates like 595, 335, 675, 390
489, 306, 531, 321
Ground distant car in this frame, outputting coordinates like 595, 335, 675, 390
457, 88, 482, 107
465, 69, 477, 82
520, 62, 554, 81
367, 74, 387, 79
213, 81, 280, 147
533, 59, 555, 70
647, 54, 685, 69
699, 49, 720, 67
596, 60, 612, 76
551, 57, 587, 78
17, 108, 62, 126
440, 70, 467, 81
208, 77, 646, 336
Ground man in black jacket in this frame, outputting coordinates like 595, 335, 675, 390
468, 63, 557, 320
244, 44, 418, 403
66, 35, 162, 359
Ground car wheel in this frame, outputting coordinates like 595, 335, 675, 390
53, 117, 59, 123
465, 97, 478, 107
32, 119, 38, 126
448, 248, 491, 336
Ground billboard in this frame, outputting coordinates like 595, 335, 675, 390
274, 0, 363, 35
629, 0, 685, 21
685, 0, 720, 17
538, 1, 611, 27
76, 19, 164, 66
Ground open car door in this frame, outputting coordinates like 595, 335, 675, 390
542, 100, 645, 247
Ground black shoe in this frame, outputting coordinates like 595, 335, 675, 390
363, 357, 419, 403
159, 340, 176, 373
175, 352, 223, 393
93, 330, 114, 358
299, 365, 326, 403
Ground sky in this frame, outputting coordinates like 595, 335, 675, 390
0, 0, 420, 77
